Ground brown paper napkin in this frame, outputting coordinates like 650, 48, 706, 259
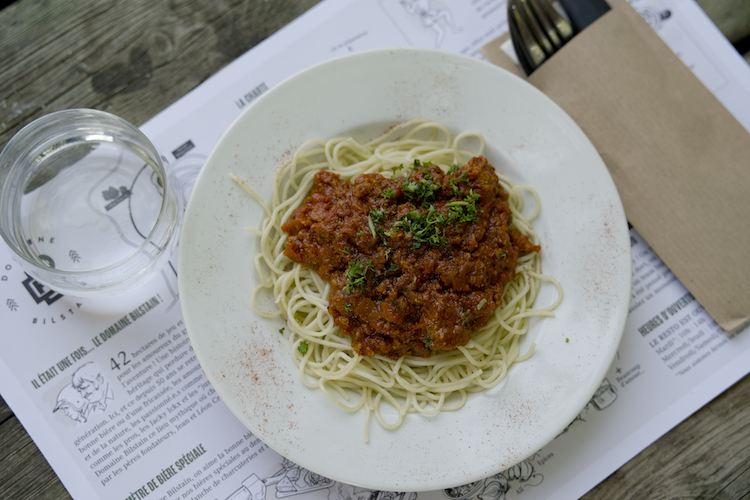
481, 0, 750, 331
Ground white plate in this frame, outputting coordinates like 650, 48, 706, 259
178, 48, 631, 492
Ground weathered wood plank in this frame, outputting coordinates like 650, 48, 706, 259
696, 0, 750, 45
0, 400, 72, 500
0, 0, 322, 147
583, 373, 750, 499
1, 2, 322, 499
1, 0, 749, 499
3, 375, 750, 499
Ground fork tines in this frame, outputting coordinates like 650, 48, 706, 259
508, 0, 573, 74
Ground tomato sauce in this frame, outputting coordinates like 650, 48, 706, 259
282, 156, 539, 359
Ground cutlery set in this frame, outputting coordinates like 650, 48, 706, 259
508, 0, 610, 75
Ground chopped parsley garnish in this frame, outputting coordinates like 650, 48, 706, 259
375, 227, 389, 243
394, 206, 447, 248
369, 208, 387, 222
465, 190, 481, 204
294, 311, 305, 324
388, 187, 481, 248
477, 298, 487, 310
351, 164, 483, 253
343, 247, 351, 254
497, 252, 506, 260
401, 177, 440, 206
447, 164, 460, 174
449, 172, 470, 195
344, 259, 373, 294
459, 307, 470, 326
422, 334, 434, 347
446, 190, 481, 224
279, 327, 285, 334
368, 209, 390, 241
298, 341, 309, 355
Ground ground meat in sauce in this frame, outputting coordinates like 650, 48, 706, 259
281, 156, 540, 359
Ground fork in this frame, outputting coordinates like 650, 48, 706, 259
507, 0, 574, 75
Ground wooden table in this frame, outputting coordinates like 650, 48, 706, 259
1, 1, 749, 498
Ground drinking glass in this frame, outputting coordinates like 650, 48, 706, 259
0, 109, 182, 297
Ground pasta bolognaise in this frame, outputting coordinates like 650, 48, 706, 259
232, 119, 562, 440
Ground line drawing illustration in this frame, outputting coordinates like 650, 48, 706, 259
381, 0, 463, 48
401, 0, 462, 47
53, 362, 113, 423
225, 455, 545, 500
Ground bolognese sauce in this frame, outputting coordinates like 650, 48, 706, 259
281, 156, 540, 359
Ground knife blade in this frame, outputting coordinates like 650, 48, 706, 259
557, 0, 611, 33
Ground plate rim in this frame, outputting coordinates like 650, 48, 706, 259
178, 46, 632, 491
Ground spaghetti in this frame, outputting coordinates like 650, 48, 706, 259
233, 119, 562, 440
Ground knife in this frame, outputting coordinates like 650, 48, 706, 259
557, 0, 611, 33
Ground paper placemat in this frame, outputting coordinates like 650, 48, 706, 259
481, 0, 750, 331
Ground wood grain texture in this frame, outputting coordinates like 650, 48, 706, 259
0, 2, 322, 500
584, 373, 750, 499
1, 1, 749, 499
0, 0, 322, 148
695, 0, 750, 45
0, 405, 70, 500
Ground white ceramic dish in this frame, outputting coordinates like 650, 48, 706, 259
178, 48, 631, 492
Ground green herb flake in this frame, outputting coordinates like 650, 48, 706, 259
447, 189, 481, 224
375, 227, 389, 243
368, 214, 377, 238
344, 259, 373, 294
343, 247, 351, 254
279, 327, 285, 334
422, 334, 434, 348
401, 177, 440, 206
369, 208, 387, 222
459, 307, 470, 326
497, 252, 506, 260
294, 311, 305, 324
447, 164, 460, 174
298, 341, 309, 355
476, 298, 488, 310
382, 187, 396, 199
394, 207, 447, 248
345, 302, 354, 312
449, 172, 470, 195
